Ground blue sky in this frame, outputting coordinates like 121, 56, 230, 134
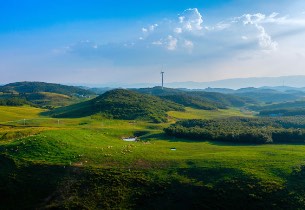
1, 0, 305, 85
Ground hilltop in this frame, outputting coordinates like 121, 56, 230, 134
45, 89, 184, 122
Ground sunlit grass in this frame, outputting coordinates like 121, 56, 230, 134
0, 106, 44, 122
168, 107, 251, 120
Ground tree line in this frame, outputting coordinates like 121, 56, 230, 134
164, 117, 305, 144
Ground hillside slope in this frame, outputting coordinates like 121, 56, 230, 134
44, 89, 184, 122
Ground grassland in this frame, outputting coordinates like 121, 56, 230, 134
168, 107, 251, 120
0, 105, 44, 122
1, 106, 305, 209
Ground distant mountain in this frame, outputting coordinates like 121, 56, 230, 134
167, 75, 305, 89
44, 89, 184, 123
89, 75, 305, 89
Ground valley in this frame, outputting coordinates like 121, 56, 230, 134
1, 83, 305, 209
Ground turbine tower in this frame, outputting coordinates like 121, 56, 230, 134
161, 71, 164, 89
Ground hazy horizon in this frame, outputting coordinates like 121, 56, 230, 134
3, 75, 305, 89
1, 1, 305, 84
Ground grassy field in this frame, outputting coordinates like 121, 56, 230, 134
168, 107, 251, 120
1, 106, 305, 209
0, 106, 44, 122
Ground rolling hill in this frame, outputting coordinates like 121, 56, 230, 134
0, 82, 95, 107
0, 81, 94, 96
44, 89, 184, 122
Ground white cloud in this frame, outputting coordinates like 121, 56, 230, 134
242, 13, 266, 25
239, 13, 278, 51
142, 24, 158, 34
178, 8, 203, 32
66, 9, 305, 70
256, 25, 278, 51
167, 35, 178, 50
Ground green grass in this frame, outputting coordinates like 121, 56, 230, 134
168, 107, 251, 120
1, 106, 305, 209
0, 113, 303, 183
0, 105, 44, 122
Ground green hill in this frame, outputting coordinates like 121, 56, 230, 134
0, 82, 95, 107
0, 81, 94, 96
45, 89, 184, 122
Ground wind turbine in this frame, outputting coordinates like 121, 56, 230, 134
161, 71, 164, 89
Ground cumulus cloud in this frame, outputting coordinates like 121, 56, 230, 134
178, 8, 203, 32
240, 13, 278, 51
256, 25, 278, 51
138, 8, 205, 51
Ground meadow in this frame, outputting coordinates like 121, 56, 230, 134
1, 105, 305, 209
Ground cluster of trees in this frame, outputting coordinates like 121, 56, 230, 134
0, 98, 33, 106
165, 117, 305, 144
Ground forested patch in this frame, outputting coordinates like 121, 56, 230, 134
0, 98, 34, 106
165, 117, 305, 143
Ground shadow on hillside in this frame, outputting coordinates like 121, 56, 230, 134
1, 153, 305, 209
142, 132, 262, 146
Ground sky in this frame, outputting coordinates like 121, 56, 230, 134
1, 0, 305, 85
